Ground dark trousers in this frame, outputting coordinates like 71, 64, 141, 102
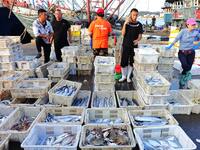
35, 37, 51, 63
178, 50, 195, 75
120, 46, 134, 67
93, 48, 108, 56
54, 42, 68, 62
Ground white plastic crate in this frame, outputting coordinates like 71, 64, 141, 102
134, 48, 159, 64
48, 74, 69, 83
158, 64, 174, 71
134, 125, 196, 150
116, 90, 145, 109
10, 79, 51, 98
0, 107, 43, 142
139, 72, 170, 95
133, 62, 157, 72
166, 90, 194, 115
188, 79, 200, 89
62, 56, 77, 63
153, 45, 176, 57
0, 44, 22, 56
94, 74, 114, 83
0, 36, 20, 48
0, 55, 20, 62
10, 98, 39, 107
47, 62, 69, 77
85, 108, 130, 125
137, 82, 169, 105
48, 80, 82, 106
94, 82, 115, 91
16, 56, 41, 70
21, 124, 81, 150
77, 50, 93, 64
79, 124, 136, 150
77, 63, 93, 70
158, 57, 175, 64
71, 90, 91, 108
37, 107, 84, 125
35, 61, 53, 78
128, 109, 178, 128
94, 56, 115, 74
91, 91, 117, 108
61, 46, 79, 56
0, 71, 27, 89
0, 133, 10, 150
0, 62, 15, 71
35, 96, 61, 108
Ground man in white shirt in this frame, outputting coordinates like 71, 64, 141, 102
32, 9, 53, 63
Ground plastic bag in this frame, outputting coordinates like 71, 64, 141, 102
50, 46, 56, 61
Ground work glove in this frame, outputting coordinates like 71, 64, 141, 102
165, 44, 173, 50
193, 42, 200, 50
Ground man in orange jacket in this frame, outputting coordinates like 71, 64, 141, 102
88, 8, 112, 56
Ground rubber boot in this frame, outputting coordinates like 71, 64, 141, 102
119, 67, 127, 82
127, 66, 133, 83
179, 74, 186, 89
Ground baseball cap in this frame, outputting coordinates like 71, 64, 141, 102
96, 8, 104, 14
186, 18, 197, 25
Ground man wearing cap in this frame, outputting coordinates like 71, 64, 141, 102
88, 8, 112, 56
166, 18, 200, 88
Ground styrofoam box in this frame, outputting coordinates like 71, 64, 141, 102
0, 107, 44, 142
128, 109, 178, 128
138, 72, 170, 95
94, 56, 115, 74
61, 46, 79, 56
47, 62, 69, 77
188, 79, 200, 89
85, 108, 130, 125
134, 48, 160, 64
91, 91, 117, 108
71, 90, 91, 108
137, 81, 169, 105
48, 80, 82, 106
94, 82, 115, 91
116, 90, 145, 110
79, 124, 136, 150
37, 107, 84, 125
180, 89, 200, 114
21, 124, 82, 150
134, 125, 197, 150
94, 74, 114, 83
166, 90, 194, 115
0, 62, 16, 71
10, 79, 51, 98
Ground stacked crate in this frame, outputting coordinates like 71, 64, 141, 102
0, 36, 23, 72
71, 25, 81, 45
94, 56, 115, 91
81, 28, 91, 46
47, 62, 69, 83
61, 46, 79, 75
154, 45, 176, 81
77, 49, 93, 75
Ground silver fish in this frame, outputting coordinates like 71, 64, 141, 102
90, 118, 123, 124
145, 76, 164, 86
0, 100, 11, 105
71, 96, 89, 107
55, 85, 77, 97
93, 96, 114, 107
45, 113, 81, 123
0, 114, 7, 124
120, 98, 138, 106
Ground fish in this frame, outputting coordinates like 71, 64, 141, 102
120, 97, 138, 106
0, 100, 11, 105
133, 116, 168, 127
43, 133, 76, 146
145, 76, 164, 86
166, 98, 184, 105
0, 114, 7, 124
11, 115, 35, 131
143, 136, 182, 150
71, 96, 89, 107
90, 118, 124, 124
84, 127, 130, 146
45, 113, 81, 123
55, 85, 77, 97
93, 96, 114, 107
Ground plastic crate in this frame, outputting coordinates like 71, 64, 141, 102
71, 90, 91, 108
0, 71, 27, 89
116, 90, 145, 109
48, 80, 82, 106
133, 62, 157, 72
134, 48, 159, 64
91, 91, 117, 108
157, 64, 174, 72
134, 125, 196, 150
128, 109, 178, 128
0, 44, 22, 56
94, 82, 115, 91
38, 107, 84, 125
94, 74, 114, 83
79, 124, 136, 150
137, 82, 169, 105
48, 74, 69, 83
21, 124, 81, 150
77, 51, 93, 64
0, 55, 19, 62
0, 107, 43, 142
0, 36, 20, 48
10, 79, 51, 98
77, 64, 93, 70
166, 90, 194, 115
35, 62, 53, 78
47, 62, 69, 77
0, 62, 15, 71
62, 56, 77, 63
35, 96, 61, 108
85, 108, 130, 125
94, 56, 115, 74
0, 89, 11, 101
188, 79, 200, 89
158, 57, 175, 64
153, 45, 176, 57
16, 56, 41, 70
0, 133, 10, 150
10, 98, 39, 107
139, 72, 170, 95
77, 70, 91, 76
61, 46, 79, 56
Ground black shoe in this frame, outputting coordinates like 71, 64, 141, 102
35, 53, 42, 59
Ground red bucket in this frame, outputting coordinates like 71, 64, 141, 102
115, 64, 121, 74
